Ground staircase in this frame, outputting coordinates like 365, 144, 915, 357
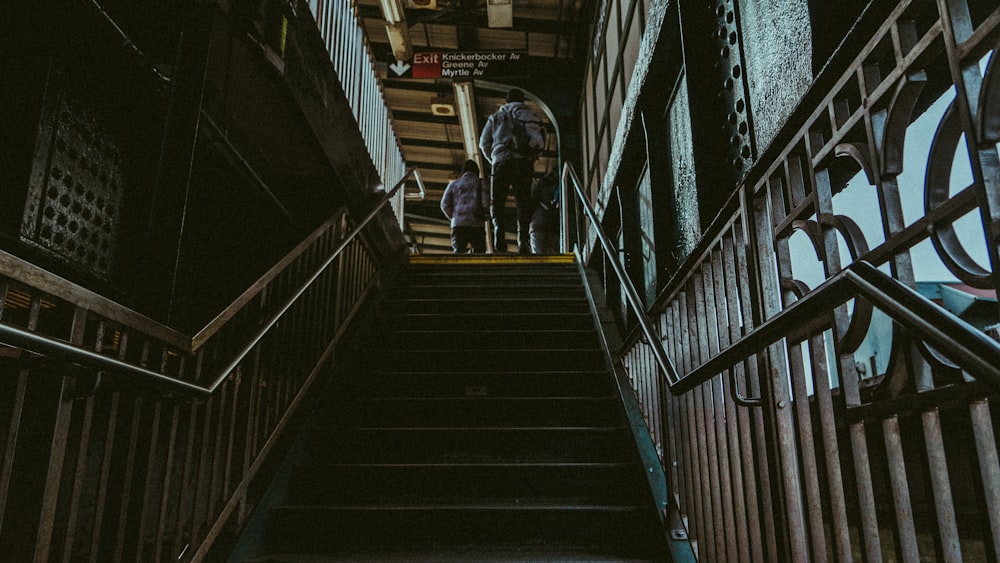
246, 255, 669, 562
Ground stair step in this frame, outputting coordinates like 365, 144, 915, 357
350, 370, 614, 398
390, 312, 595, 330
247, 549, 664, 562
372, 348, 607, 372
392, 284, 587, 299
384, 297, 591, 315
402, 266, 579, 279
243, 261, 669, 561
286, 462, 641, 504
373, 329, 600, 350
305, 427, 631, 463
330, 397, 622, 427
262, 504, 660, 554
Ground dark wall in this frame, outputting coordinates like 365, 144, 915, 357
1, 1, 393, 331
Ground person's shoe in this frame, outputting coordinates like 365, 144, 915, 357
518, 244, 530, 255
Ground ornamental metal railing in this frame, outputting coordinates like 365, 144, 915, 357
571, 1, 1000, 561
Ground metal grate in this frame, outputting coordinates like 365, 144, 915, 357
21, 95, 123, 277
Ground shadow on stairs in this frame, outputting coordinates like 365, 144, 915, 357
237, 256, 671, 562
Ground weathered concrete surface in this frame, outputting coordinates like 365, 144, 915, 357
739, 1, 814, 153
669, 78, 699, 257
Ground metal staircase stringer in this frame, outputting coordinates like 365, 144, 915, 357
573, 252, 698, 563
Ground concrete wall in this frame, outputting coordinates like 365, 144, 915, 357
739, 1, 814, 153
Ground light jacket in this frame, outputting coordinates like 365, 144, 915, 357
478, 101, 543, 167
440, 172, 490, 227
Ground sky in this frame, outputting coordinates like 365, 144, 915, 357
788, 56, 994, 289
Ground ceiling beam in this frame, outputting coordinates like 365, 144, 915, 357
400, 137, 464, 150
391, 110, 459, 125
381, 80, 454, 93
358, 5, 586, 36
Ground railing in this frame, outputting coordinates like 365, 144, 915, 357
0, 169, 417, 561
306, 0, 407, 201
565, 160, 1000, 391
564, 1, 1000, 560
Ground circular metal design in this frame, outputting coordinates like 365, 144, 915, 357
789, 214, 873, 355
925, 99, 991, 288
979, 49, 999, 142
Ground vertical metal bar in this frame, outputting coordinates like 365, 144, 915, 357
807, 332, 852, 563
250, 348, 266, 463
207, 379, 228, 524
153, 404, 180, 562
725, 222, 764, 563
813, 161, 882, 561
663, 308, 685, 518
694, 267, 726, 563
172, 400, 198, 560
113, 396, 143, 563
689, 277, 718, 562
335, 219, 347, 328
676, 293, 699, 554
223, 372, 242, 500
67, 330, 102, 559
34, 304, 86, 562
192, 393, 215, 545
135, 400, 163, 562
88, 391, 119, 563
713, 241, 750, 563
0, 279, 8, 319
679, 290, 703, 557
60, 392, 95, 563
882, 415, 920, 562
922, 408, 962, 562
735, 211, 776, 561
787, 339, 828, 562
752, 187, 808, 560
239, 352, 261, 525
35, 387, 73, 563
970, 399, 1000, 559
0, 368, 27, 541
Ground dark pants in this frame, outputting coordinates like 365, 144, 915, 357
490, 158, 534, 253
451, 225, 486, 253
530, 229, 559, 254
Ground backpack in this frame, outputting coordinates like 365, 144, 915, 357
502, 106, 545, 158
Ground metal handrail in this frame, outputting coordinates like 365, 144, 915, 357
561, 163, 682, 386
560, 161, 1000, 398
403, 167, 427, 200
676, 260, 1000, 395
0, 167, 421, 395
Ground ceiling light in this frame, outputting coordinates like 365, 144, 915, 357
431, 96, 455, 116
487, 0, 513, 28
379, 0, 406, 25
453, 81, 480, 166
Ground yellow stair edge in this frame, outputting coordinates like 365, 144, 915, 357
406, 253, 576, 265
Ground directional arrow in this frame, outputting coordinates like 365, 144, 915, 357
389, 60, 412, 76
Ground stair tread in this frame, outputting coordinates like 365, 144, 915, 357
389, 311, 592, 316
305, 461, 630, 468
244, 262, 669, 560
373, 370, 608, 375
346, 426, 627, 431
275, 502, 645, 511
379, 329, 595, 334
355, 396, 614, 402
248, 550, 661, 562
